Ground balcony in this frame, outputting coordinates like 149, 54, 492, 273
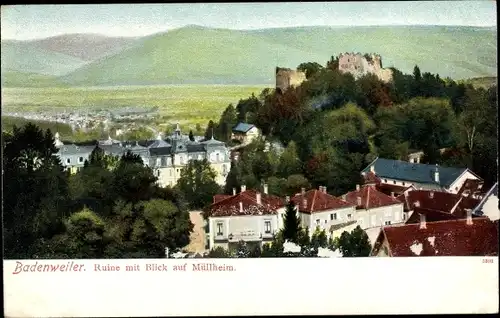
225, 230, 276, 242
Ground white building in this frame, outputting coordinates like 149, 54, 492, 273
290, 187, 357, 238
207, 184, 286, 251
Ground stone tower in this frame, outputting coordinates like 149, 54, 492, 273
275, 67, 306, 93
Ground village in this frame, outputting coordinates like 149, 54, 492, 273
49, 54, 499, 258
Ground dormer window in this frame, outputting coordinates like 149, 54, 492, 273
78, 157, 84, 163
66, 158, 71, 164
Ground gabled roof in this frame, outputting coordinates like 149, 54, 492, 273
362, 157, 476, 187
343, 185, 402, 210
329, 220, 357, 232
213, 194, 232, 204
200, 136, 225, 146
291, 189, 354, 213
232, 122, 256, 133
403, 190, 480, 216
371, 217, 498, 256
209, 189, 285, 217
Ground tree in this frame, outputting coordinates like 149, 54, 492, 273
3, 123, 69, 259
224, 160, 242, 194
204, 120, 217, 141
297, 62, 324, 79
311, 227, 328, 249
217, 104, 238, 142
208, 246, 231, 258
176, 159, 221, 210
282, 201, 301, 243
285, 174, 310, 195
277, 140, 303, 177
337, 226, 371, 257
189, 130, 195, 142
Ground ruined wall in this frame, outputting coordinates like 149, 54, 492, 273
275, 67, 307, 92
338, 53, 393, 83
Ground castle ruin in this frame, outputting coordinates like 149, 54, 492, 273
275, 67, 307, 93
338, 53, 393, 83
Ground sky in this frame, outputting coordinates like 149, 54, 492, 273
1, 1, 497, 40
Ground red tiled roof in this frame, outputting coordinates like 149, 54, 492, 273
343, 185, 402, 210
406, 207, 461, 224
376, 183, 413, 196
291, 189, 354, 213
362, 171, 381, 185
213, 194, 231, 204
404, 190, 480, 215
373, 217, 498, 256
209, 189, 285, 217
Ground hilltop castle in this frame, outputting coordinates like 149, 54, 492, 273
275, 67, 306, 92
338, 53, 393, 83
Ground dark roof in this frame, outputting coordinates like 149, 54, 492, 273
149, 146, 172, 156
343, 185, 402, 210
403, 190, 480, 216
362, 158, 474, 187
98, 144, 126, 156
209, 189, 285, 217
232, 122, 256, 133
57, 144, 95, 155
200, 136, 225, 146
186, 144, 206, 153
148, 139, 171, 148
372, 217, 498, 256
291, 189, 354, 213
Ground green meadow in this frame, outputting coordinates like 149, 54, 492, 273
1, 85, 271, 128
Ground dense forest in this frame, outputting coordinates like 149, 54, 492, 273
210, 57, 498, 197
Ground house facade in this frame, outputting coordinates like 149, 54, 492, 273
342, 183, 405, 229
231, 122, 260, 145
362, 157, 482, 194
472, 182, 499, 221
207, 185, 286, 251
290, 187, 356, 238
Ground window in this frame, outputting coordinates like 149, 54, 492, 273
455, 187, 458, 191
156, 158, 161, 167
216, 222, 223, 236
324, 220, 328, 224
176, 169, 180, 173
78, 157, 84, 163
316, 219, 320, 225
264, 220, 271, 233
393, 180, 396, 184
385, 221, 392, 225
331, 213, 337, 220
384, 179, 387, 183
402, 182, 405, 186
347, 214, 352, 220
66, 158, 71, 164
157, 170, 160, 177
403, 213, 407, 220
216, 153, 220, 162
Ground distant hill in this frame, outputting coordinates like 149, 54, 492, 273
1, 40, 88, 76
1, 25, 497, 87
27, 33, 140, 61
462, 76, 497, 89
1, 71, 68, 87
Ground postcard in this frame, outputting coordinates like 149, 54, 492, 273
2, 2, 498, 316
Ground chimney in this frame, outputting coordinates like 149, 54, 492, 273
232, 188, 236, 195
318, 186, 322, 192
429, 191, 434, 199
390, 192, 395, 198
285, 196, 290, 203
356, 184, 360, 191
466, 209, 473, 225
323, 186, 327, 194
356, 196, 362, 206
241, 185, 246, 192
419, 213, 426, 229
239, 201, 243, 213
434, 164, 439, 183
302, 198, 307, 209
370, 165, 375, 173
301, 187, 306, 195
342, 194, 347, 200
263, 183, 268, 195
256, 192, 262, 205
